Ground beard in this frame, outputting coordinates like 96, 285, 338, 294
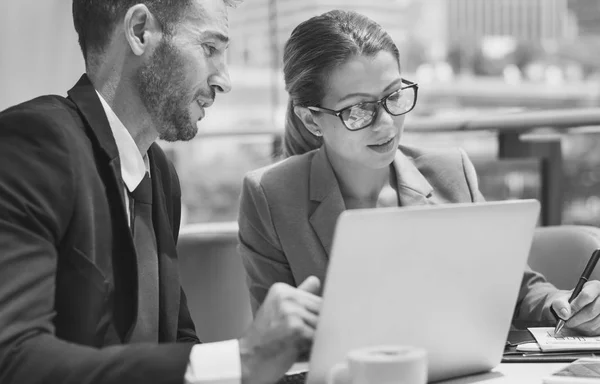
135, 37, 199, 142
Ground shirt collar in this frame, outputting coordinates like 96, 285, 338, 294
96, 91, 149, 192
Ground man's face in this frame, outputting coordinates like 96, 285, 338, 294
135, 0, 231, 142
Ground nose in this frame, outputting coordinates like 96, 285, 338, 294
371, 103, 395, 131
208, 64, 232, 94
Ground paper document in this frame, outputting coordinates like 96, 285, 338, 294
529, 327, 600, 352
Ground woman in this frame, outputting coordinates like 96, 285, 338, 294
238, 10, 600, 334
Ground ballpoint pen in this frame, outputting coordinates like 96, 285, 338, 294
554, 249, 600, 335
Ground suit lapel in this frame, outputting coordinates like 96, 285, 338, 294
308, 147, 435, 254
66, 74, 127, 212
148, 152, 179, 342
68, 76, 120, 163
67, 74, 137, 342
308, 149, 346, 256
393, 147, 434, 206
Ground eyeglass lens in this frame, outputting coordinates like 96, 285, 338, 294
341, 86, 416, 130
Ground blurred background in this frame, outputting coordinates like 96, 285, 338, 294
2, 0, 600, 227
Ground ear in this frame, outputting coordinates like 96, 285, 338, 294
123, 5, 163, 56
294, 106, 323, 137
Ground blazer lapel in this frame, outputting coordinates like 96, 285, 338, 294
68, 76, 119, 164
66, 74, 128, 212
148, 155, 179, 342
308, 147, 435, 254
393, 147, 434, 206
309, 149, 346, 256
67, 74, 137, 342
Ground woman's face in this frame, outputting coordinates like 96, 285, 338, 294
314, 51, 406, 170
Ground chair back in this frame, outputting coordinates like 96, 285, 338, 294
529, 225, 600, 290
177, 222, 252, 342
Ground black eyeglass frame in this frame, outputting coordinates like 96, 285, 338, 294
307, 78, 419, 131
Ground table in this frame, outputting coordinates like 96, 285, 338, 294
436, 363, 567, 384
288, 363, 569, 383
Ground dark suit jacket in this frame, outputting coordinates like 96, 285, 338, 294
238, 145, 559, 324
0, 75, 199, 384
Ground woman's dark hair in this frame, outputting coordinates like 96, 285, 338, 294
282, 10, 400, 157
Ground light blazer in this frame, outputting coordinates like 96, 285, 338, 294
238, 145, 559, 325
0, 75, 198, 384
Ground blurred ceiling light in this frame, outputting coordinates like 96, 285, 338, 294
416, 63, 435, 84
545, 65, 565, 86
481, 36, 516, 60
503, 64, 522, 85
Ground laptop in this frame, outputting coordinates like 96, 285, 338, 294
303, 199, 540, 384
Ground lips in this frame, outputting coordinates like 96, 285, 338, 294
196, 99, 213, 108
371, 137, 394, 147
193, 100, 206, 121
366, 136, 397, 154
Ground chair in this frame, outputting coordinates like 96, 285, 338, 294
177, 222, 252, 342
177, 221, 600, 342
527, 225, 600, 290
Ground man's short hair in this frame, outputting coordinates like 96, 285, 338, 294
72, 0, 241, 64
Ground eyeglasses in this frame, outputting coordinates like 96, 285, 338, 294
308, 79, 419, 131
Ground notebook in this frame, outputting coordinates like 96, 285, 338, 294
527, 327, 600, 352
502, 328, 600, 363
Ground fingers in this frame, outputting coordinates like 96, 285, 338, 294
566, 284, 600, 332
267, 280, 321, 315
285, 305, 318, 360
560, 282, 600, 336
277, 306, 317, 357
298, 275, 321, 295
570, 281, 600, 314
279, 286, 320, 329
293, 291, 321, 315
298, 306, 319, 329
295, 276, 322, 314
552, 282, 600, 322
551, 293, 572, 320
567, 310, 600, 336
239, 281, 321, 384
566, 298, 600, 329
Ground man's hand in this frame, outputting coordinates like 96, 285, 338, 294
552, 280, 600, 335
238, 276, 321, 384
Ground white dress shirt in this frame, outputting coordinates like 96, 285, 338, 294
96, 92, 241, 384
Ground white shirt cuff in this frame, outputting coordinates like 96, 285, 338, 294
184, 340, 241, 384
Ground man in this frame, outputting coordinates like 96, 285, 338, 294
0, 1, 320, 383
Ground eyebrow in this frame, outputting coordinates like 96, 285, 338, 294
337, 78, 403, 105
199, 31, 230, 44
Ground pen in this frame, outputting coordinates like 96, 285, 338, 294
554, 249, 600, 335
